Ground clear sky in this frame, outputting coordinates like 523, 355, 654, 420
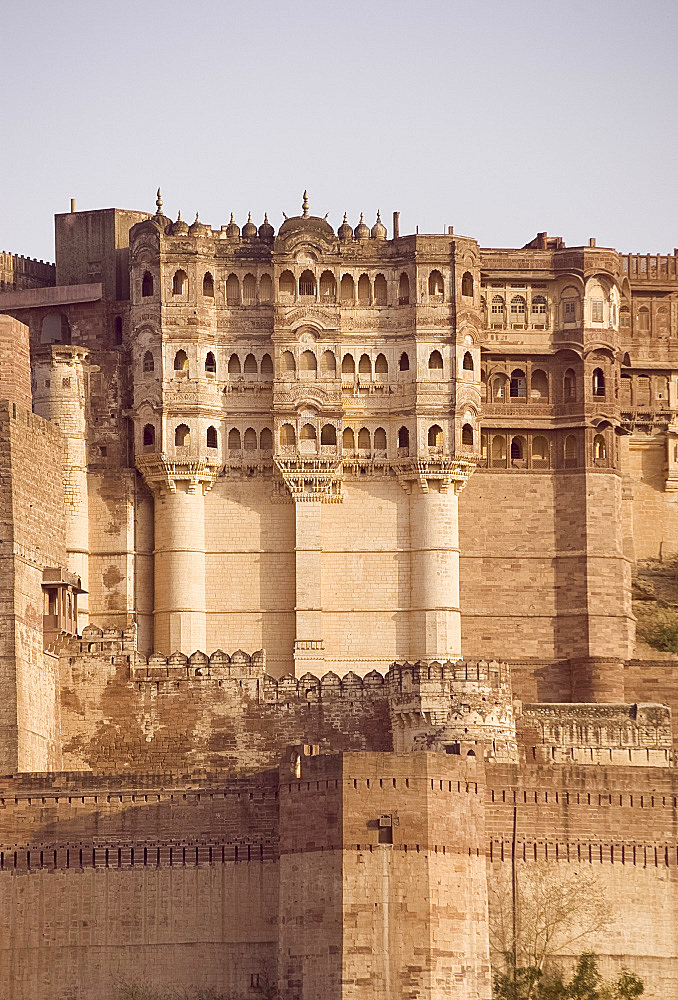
2, 0, 677, 261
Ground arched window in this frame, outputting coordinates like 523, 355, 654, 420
358, 353, 371, 376
261, 353, 273, 376
591, 298, 604, 324
321, 424, 336, 446
172, 269, 188, 296
143, 424, 155, 449
462, 351, 474, 373
228, 428, 241, 451
207, 426, 218, 449
592, 368, 605, 396
114, 316, 123, 345
374, 427, 387, 452
280, 351, 295, 375
319, 271, 336, 302
428, 424, 443, 448
564, 368, 576, 400
620, 304, 630, 328
300, 350, 317, 376
244, 427, 257, 451
398, 272, 410, 305
491, 295, 505, 326
342, 427, 355, 451
174, 349, 188, 372
244, 353, 258, 375
564, 434, 577, 464
657, 306, 669, 337
511, 436, 525, 461
300, 423, 317, 445
638, 306, 650, 331
375, 353, 388, 376
593, 434, 606, 460
228, 353, 241, 375
562, 290, 579, 324
397, 426, 409, 451
243, 273, 256, 305
40, 313, 71, 344
428, 350, 443, 371
492, 374, 508, 401
202, 272, 214, 297
358, 427, 371, 451
279, 423, 295, 447
299, 270, 316, 297
398, 352, 410, 372
428, 270, 444, 299
279, 270, 295, 298
259, 274, 273, 302
141, 271, 153, 297
260, 427, 273, 451
226, 273, 241, 305
340, 274, 355, 304
342, 353, 355, 375
510, 295, 527, 326
531, 295, 547, 323
532, 435, 548, 464
530, 369, 548, 400
462, 423, 474, 447
357, 273, 371, 306
142, 351, 154, 373
491, 436, 506, 466
205, 351, 216, 374
461, 271, 473, 297
320, 350, 336, 375
636, 374, 651, 406
374, 274, 387, 306
175, 424, 190, 447
509, 369, 526, 398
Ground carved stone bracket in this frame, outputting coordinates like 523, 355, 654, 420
274, 456, 343, 502
136, 454, 222, 496
393, 455, 478, 495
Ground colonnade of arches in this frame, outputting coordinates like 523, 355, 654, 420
485, 431, 610, 468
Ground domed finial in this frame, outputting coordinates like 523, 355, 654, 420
360, 212, 364, 223
302, 190, 309, 217
156, 188, 163, 214
248, 212, 252, 222
195, 211, 200, 221
177, 209, 182, 221
264, 212, 269, 223
343, 212, 348, 223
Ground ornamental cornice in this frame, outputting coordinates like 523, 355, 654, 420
274, 456, 343, 502
136, 454, 222, 495
392, 454, 479, 495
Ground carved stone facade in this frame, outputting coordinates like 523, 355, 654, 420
1, 199, 678, 999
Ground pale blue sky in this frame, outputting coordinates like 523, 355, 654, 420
2, 0, 677, 261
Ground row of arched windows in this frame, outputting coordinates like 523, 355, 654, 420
486, 433, 608, 467
486, 367, 606, 403
159, 348, 467, 380
156, 422, 474, 454
140, 268, 474, 306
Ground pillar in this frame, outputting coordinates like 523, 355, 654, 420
33, 345, 90, 630
294, 499, 325, 674
409, 480, 461, 662
137, 456, 218, 655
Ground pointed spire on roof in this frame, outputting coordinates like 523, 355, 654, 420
155, 188, 163, 215
302, 190, 309, 217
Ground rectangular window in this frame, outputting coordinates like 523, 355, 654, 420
591, 299, 604, 323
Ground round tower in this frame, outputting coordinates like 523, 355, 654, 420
32, 344, 90, 629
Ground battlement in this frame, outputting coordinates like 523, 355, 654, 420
621, 251, 678, 283
0, 250, 55, 290
520, 702, 673, 766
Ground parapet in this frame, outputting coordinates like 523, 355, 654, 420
132, 648, 266, 682
519, 702, 673, 766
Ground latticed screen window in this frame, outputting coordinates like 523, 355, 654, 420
591, 299, 604, 323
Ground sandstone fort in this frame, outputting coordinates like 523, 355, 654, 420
0, 192, 677, 998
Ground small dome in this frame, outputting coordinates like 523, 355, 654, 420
188, 212, 210, 237
371, 210, 387, 240
225, 213, 240, 238
242, 212, 257, 238
169, 210, 189, 236
354, 213, 369, 241
338, 212, 353, 241
278, 191, 335, 239
258, 212, 274, 241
